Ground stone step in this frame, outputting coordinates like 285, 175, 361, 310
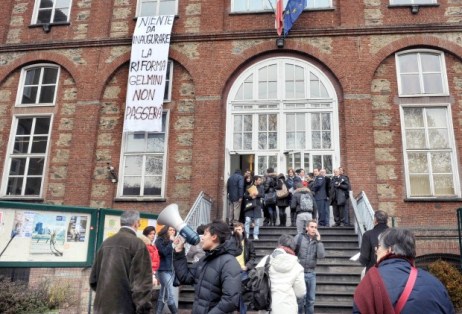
252, 240, 359, 249
316, 282, 358, 293
316, 265, 363, 274
314, 301, 354, 313
248, 226, 355, 235
317, 273, 360, 282
316, 291, 354, 303
317, 258, 362, 266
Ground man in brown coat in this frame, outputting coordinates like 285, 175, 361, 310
90, 210, 153, 314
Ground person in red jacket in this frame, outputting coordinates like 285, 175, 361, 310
142, 226, 160, 285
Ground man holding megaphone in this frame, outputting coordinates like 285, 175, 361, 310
172, 220, 241, 313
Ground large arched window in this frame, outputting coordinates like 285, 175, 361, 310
226, 57, 340, 176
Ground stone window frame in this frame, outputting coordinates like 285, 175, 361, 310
395, 49, 449, 97
226, 56, 339, 176
31, 0, 73, 25
1, 114, 53, 199
117, 111, 170, 200
136, 0, 178, 17
399, 104, 460, 199
230, 0, 333, 13
16, 64, 61, 107
389, 0, 437, 5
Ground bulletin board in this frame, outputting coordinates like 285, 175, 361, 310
0, 201, 97, 268
96, 208, 158, 249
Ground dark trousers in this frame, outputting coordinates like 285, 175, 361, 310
332, 203, 345, 226
277, 206, 287, 226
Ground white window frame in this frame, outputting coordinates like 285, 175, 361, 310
226, 57, 339, 177
16, 64, 60, 107
136, 0, 178, 17
164, 61, 173, 102
399, 104, 460, 198
1, 114, 53, 198
32, 0, 72, 24
395, 49, 448, 97
231, 0, 332, 13
117, 111, 169, 199
390, 0, 437, 5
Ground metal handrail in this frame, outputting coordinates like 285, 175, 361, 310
183, 191, 213, 229
457, 208, 462, 269
351, 190, 375, 246
182, 192, 213, 254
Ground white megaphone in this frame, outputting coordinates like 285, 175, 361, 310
157, 204, 200, 245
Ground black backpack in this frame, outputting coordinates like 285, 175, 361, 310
246, 255, 272, 311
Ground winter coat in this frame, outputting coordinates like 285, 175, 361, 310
294, 233, 325, 272
329, 175, 349, 206
311, 175, 328, 201
264, 173, 278, 193
276, 177, 290, 207
140, 235, 160, 272
359, 223, 389, 271
243, 184, 264, 219
353, 258, 454, 314
227, 170, 244, 202
257, 248, 306, 314
173, 240, 242, 314
290, 187, 318, 218
286, 176, 295, 190
155, 237, 174, 271
89, 227, 153, 314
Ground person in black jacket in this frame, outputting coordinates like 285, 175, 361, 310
329, 168, 350, 227
173, 220, 241, 314
233, 222, 256, 314
227, 169, 244, 224
359, 210, 389, 272
276, 173, 290, 226
155, 225, 178, 314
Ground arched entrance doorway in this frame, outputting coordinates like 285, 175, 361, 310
224, 56, 340, 214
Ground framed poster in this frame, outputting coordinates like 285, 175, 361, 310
96, 208, 158, 249
0, 201, 97, 267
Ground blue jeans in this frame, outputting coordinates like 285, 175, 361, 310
298, 272, 316, 314
316, 199, 329, 226
245, 216, 261, 238
156, 270, 176, 313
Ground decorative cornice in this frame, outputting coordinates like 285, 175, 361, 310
1, 23, 461, 53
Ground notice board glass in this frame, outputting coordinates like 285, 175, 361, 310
0, 201, 97, 267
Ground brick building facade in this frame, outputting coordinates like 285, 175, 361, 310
0, 0, 461, 311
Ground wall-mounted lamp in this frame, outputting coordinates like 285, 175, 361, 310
411, 5, 419, 14
107, 163, 118, 183
276, 37, 285, 48
42, 24, 51, 33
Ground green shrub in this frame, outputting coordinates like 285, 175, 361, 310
0, 279, 49, 314
428, 259, 462, 311
0, 278, 78, 313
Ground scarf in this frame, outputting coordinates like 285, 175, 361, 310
354, 266, 395, 314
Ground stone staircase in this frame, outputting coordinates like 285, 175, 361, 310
178, 225, 362, 313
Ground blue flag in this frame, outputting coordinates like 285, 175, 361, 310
283, 0, 307, 36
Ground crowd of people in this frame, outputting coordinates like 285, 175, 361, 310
227, 166, 353, 236
89, 206, 455, 314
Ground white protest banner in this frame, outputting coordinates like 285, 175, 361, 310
123, 15, 174, 132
